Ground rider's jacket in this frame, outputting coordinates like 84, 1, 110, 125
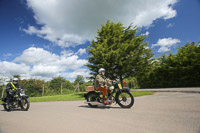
6, 82, 20, 93
95, 74, 111, 90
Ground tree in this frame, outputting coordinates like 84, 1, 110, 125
140, 41, 200, 88
49, 76, 75, 94
21, 79, 45, 97
74, 75, 85, 85
86, 20, 154, 83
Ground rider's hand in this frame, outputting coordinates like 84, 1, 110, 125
9, 90, 16, 95
9, 90, 13, 95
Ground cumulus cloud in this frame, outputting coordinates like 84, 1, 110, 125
0, 47, 89, 81
23, 0, 178, 47
152, 37, 181, 52
14, 47, 58, 65
76, 48, 86, 55
60, 68, 90, 81
142, 31, 150, 36
0, 61, 30, 77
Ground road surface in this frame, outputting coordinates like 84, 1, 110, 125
0, 88, 200, 133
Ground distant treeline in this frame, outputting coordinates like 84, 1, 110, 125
1, 42, 199, 97
0, 76, 93, 97
135, 42, 200, 88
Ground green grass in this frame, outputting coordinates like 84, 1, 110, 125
131, 91, 154, 97
0, 91, 153, 103
29, 93, 85, 102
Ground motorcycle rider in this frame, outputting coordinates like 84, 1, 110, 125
6, 78, 21, 107
95, 68, 112, 104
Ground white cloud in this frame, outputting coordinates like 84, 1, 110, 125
167, 23, 174, 28
142, 31, 150, 36
23, 0, 178, 47
0, 61, 30, 77
152, 37, 181, 52
0, 47, 88, 81
60, 68, 90, 82
14, 47, 59, 65
76, 48, 86, 55
61, 50, 74, 57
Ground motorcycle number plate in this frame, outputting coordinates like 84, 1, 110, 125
118, 84, 122, 89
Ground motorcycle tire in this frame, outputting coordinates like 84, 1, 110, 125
20, 98, 30, 111
116, 89, 134, 108
3, 104, 11, 111
86, 92, 99, 108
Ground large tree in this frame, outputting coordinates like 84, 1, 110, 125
86, 20, 154, 83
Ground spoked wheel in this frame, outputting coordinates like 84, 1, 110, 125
86, 92, 99, 108
116, 90, 134, 108
20, 98, 30, 111
3, 104, 11, 111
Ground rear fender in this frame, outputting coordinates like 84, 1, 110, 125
84, 91, 99, 99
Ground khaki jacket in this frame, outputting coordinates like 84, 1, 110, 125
95, 74, 111, 90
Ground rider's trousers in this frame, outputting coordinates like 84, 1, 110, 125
98, 86, 107, 97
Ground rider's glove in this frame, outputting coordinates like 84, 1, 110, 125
9, 90, 15, 95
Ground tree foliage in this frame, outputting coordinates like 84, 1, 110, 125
49, 76, 75, 93
86, 20, 154, 82
21, 79, 44, 97
139, 42, 200, 88
74, 75, 85, 85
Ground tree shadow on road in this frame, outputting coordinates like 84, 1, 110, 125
78, 105, 123, 110
1, 108, 25, 112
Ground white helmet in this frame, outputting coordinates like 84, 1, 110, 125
98, 68, 105, 73
13, 78, 19, 84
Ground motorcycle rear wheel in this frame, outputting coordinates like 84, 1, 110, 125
86, 92, 99, 108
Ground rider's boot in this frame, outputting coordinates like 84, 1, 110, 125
103, 96, 109, 104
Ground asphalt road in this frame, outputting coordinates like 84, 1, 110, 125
0, 89, 200, 133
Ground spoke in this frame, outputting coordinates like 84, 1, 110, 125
119, 92, 131, 106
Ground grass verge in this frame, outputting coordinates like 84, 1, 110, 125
29, 91, 153, 102
0, 91, 153, 103
131, 91, 154, 97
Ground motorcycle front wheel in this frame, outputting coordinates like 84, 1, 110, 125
116, 89, 134, 108
20, 98, 30, 111
3, 104, 11, 111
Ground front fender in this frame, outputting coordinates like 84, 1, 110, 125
115, 88, 130, 98
22, 95, 29, 98
122, 87, 130, 91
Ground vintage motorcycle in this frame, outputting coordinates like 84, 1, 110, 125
84, 81, 134, 108
1, 88, 30, 111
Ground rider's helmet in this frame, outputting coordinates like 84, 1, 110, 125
13, 78, 19, 85
98, 68, 105, 74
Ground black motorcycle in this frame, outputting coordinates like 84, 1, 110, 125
84, 81, 134, 108
1, 88, 30, 111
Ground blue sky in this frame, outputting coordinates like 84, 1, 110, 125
0, 0, 200, 82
